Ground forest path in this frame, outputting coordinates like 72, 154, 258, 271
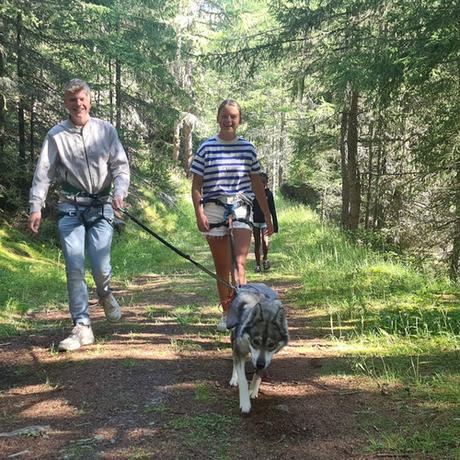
0, 272, 396, 460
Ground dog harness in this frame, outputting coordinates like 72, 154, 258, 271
58, 183, 114, 230
201, 195, 253, 229
236, 282, 278, 300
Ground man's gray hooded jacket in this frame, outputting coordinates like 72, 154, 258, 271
29, 117, 130, 213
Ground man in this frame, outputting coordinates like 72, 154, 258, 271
28, 79, 130, 351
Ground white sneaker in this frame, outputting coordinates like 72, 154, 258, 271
58, 324, 94, 351
101, 293, 121, 322
216, 314, 227, 332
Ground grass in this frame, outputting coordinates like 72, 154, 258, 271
168, 413, 237, 451
170, 337, 202, 352
194, 382, 217, 402
273, 201, 460, 458
1, 181, 459, 458
0, 225, 67, 334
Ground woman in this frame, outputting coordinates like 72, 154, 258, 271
190, 99, 273, 331
252, 172, 278, 273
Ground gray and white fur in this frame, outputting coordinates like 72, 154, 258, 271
226, 283, 288, 413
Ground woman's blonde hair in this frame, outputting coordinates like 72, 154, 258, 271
217, 99, 242, 123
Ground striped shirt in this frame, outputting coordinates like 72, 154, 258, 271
190, 135, 261, 200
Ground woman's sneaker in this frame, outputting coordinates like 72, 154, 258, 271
216, 294, 234, 332
101, 293, 121, 322
255, 265, 261, 273
58, 324, 94, 351
263, 260, 271, 270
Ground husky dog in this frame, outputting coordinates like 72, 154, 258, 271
226, 283, 288, 413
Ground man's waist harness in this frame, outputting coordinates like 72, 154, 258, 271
201, 196, 253, 229
61, 182, 112, 199
59, 183, 113, 230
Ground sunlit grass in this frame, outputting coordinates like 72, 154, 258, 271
274, 199, 460, 458
2, 183, 459, 458
0, 227, 67, 314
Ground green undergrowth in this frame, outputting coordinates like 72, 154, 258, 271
112, 183, 206, 281
1, 182, 459, 458
0, 177, 214, 335
0, 224, 67, 335
273, 202, 459, 458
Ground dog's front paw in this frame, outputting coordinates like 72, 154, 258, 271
240, 400, 251, 413
249, 374, 262, 399
229, 376, 238, 387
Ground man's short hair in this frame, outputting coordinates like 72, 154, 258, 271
64, 79, 91, 97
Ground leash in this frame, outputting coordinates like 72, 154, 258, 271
227, 214, 239, 288
119, 208, 236, 291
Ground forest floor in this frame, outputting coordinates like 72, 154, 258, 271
0, 272, 421, 460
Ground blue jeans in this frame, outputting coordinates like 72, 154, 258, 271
58, 202, 114, 325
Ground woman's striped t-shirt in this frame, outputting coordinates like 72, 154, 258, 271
190, 135, 261, 201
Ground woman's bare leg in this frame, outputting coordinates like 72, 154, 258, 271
232, 228, 252, 286
262, 230, 269, 261
253, 227, 262, 267
207, 235, 232, 311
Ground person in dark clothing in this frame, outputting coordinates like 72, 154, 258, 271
252, 172, 278, 272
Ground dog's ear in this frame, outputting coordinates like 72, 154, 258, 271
240, 303, 263, 335
226, 291, 262, 329
251, 302, 264, 322
273, 302, 289, 341
226, 297, 243, 329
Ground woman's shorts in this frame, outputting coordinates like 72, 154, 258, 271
203, 195, 253, 237
253, 222, 267, 229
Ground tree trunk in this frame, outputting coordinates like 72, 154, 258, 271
172, 118, 182, 162
449, 161, 460, 280
372, 117, 386, 230
448, 58, 460, 280
182, 112, 196, 175
364, 122, 374, 229
29, 100, 35, 165
115, 58, 121, 130
109, 59, 114, 124
347, 89, 360, 229
276, 111, 286, 193
271, 125, 277, 191
340, 106, 350, 228
17, 11, 26, 167
340, 86, 361, 230
0, 27, 5, 161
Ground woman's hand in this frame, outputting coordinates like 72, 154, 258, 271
264, 214, 274, 236
191, 174, 209, 232
196, 208, 210, 232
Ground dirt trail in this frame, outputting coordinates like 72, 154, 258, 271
0, 274, 398, 459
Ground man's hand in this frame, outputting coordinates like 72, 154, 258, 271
28, 211, 42, 234
112, 196, 124, 210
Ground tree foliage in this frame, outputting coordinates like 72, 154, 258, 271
0, 0, 185, 214
263, 0, 460, 275
1, 0, 459, 276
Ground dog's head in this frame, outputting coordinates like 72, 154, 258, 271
228, 291, 289, 370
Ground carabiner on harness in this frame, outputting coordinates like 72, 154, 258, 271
202, 195, 253, 229
59, 186, 114, 230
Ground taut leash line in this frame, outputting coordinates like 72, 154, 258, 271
119, 208, 236, 291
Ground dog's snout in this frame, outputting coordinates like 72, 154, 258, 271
256, 357, 266, 369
